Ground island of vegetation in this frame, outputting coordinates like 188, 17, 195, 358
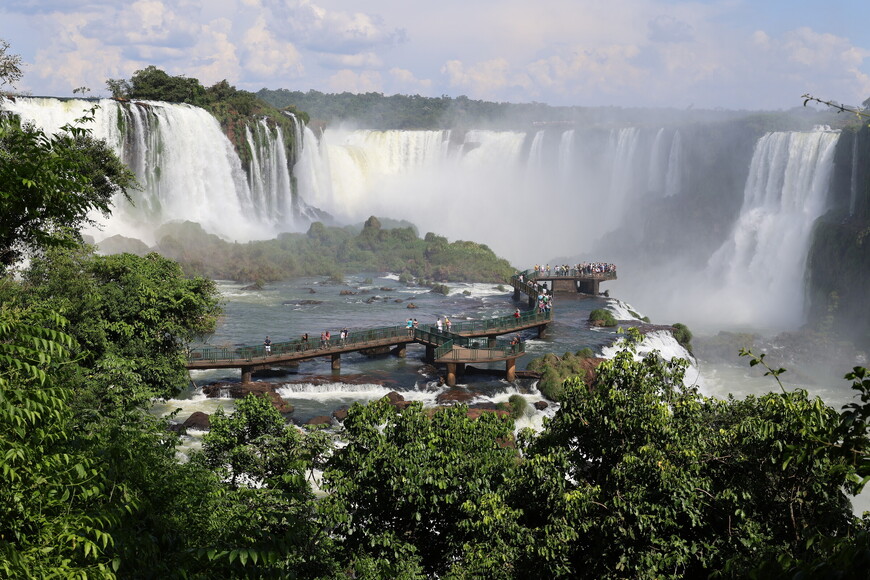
3, 41, 870, 578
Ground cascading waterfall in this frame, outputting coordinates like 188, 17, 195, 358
693, 128, 840, 330
851, 132, 859, 216
0, 97, 299, 244
664, 129, 683, 197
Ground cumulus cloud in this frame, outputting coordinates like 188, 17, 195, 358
317, 52, 383, 70
388, 67, 432, 94
441, 58, 531, 99
239, 16, 303, 80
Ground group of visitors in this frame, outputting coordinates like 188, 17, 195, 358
530, 262, 617, 276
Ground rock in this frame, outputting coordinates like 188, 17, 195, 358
436, 388, 476, 404
305, 288, 316, 293
406, 302, 418, 309
340, 290, 357, 295
306, 415, 332, 426
465, 408, 510, 420
241, 282, 263, 291
395, 299, 404, 303
365, 297, 378, 304
181, 411, 210, 430
379, 287, 393, 291
332, 408, 349, 422
533, 400, 549, 411
384, 391, 405, 405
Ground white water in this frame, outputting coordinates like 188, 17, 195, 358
671, 128, 840, 332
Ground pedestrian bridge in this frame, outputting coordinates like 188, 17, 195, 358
187, 300, 549, 387
186, 265, 615, 387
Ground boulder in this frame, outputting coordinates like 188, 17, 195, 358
339, 290, 357, 295
533, 400, 549, 411
332, 408, 349, 422
182, 411, 210, 430
406, 302, 418, 309
436, 388, 476, 404
306, 415, 332, 426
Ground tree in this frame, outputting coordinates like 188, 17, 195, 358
0, 113, 136, 271
21, 247, 222, 403
512, 334, 860, 578
0, 305, 128, 577
321, 398, 518, 577
0, 38, 23, 88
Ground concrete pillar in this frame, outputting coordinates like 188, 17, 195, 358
393, 344, 407, 358
505, 358, 516, 381
446, 363, 457, 387
241, 366, 253, 384
425, 345, 435, 362
537, 324, 546, 339
331, 353, 341, 370
487, 335, 497, 347
513, 287, 520, 300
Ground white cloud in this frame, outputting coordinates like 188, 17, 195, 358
317, 52, 382, 70
240, 16, 303, 80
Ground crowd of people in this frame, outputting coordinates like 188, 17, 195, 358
530, 262, 617, 276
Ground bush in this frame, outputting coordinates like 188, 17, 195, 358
577, 347, 595, 358
507, 394, 527, 419
672, 323, 693, 353
589, 308, 617, 327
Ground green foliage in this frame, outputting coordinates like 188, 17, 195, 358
21, 245, 221, 402
0, 306, 129, 577
527, 350, 601, 401
155, 218, 516, 284
511, 338, 858, 578
0, 38, 23, 88
507, 394, 527, 419
588, 308, 617, 327
321, 397, 517, 576
671, 322, 693, 353
0, 111, 136, 270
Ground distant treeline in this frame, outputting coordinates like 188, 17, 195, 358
146, 216, 516, 285
256, 87, 847, 131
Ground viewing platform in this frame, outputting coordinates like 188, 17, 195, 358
511, 266, 616, 303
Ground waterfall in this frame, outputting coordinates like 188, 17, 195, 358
0, 97, 298, 244
664, 130, 683, 197
699, 128, 840, 330
851, 132, 859, 216
647, 128, 667, 195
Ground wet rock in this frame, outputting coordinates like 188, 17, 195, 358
533, 400, 549, 411
406, 302, 418, 309
340, 290, 357, 295
306, 415, 332, 426
436, 388, 476, 404
332, 408, 349, 422
182, 411, 210, 430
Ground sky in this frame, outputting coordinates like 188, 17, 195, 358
2, 0, 870, 110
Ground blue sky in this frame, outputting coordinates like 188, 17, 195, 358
1, 0, 869, 110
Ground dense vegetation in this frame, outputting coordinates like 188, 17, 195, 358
5, 43, 870, 578
256, 88, 847, 131
151, 215, 516, 284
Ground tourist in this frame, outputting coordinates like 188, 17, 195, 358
324, 330, 331, 348
514, 308, 521, 319
301, 332, 309, 351
445, 317, 451, 332
436, 317, 443, 332
406, 317, 414, 337
264, 336, 271, 355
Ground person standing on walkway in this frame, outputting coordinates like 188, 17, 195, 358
264, 336, 272, 355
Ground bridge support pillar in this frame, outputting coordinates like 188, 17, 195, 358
513, 287, 520, 300
537, 324, 546, 339
446, 363, 457, 387
505, 358, 516, 382
241, 366, 253, 384
425, 345, 435, 363
393, 344, 406, 358
577, 279, 600, 295
487, 335, 497, 347
331, 353, 341, 370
